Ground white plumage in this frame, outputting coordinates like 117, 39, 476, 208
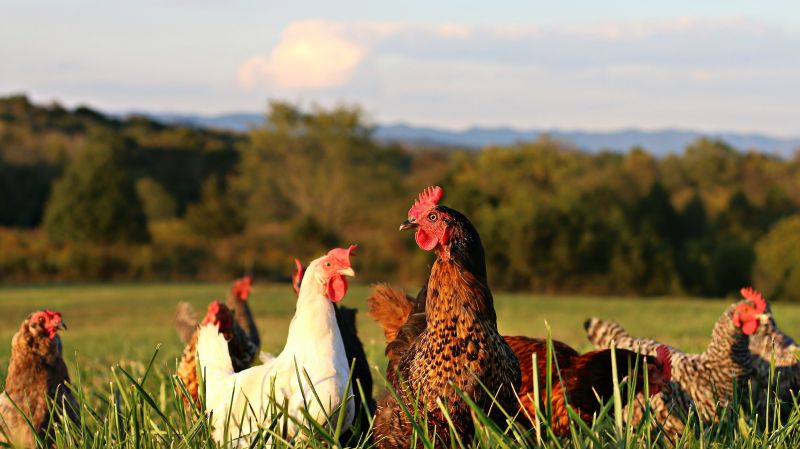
197, 254, 355, 446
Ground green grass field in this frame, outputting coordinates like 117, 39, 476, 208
2, 283, 800, 448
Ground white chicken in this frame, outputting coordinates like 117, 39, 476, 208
197, 245, 358, 446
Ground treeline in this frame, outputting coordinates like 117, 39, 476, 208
1, 94, 799, 300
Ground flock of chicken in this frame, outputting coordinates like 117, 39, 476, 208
1, 185, 798, 448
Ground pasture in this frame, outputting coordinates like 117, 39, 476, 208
2, 283, 800, 448
3, 282, 800, 383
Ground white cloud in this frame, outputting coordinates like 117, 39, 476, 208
237, 20, 365, 90
236, 17, 800, 134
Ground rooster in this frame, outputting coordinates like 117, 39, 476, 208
584, 287, 768, 434
372, 186, 521, 449
504, 336, 672, 435
196, 246, 357, 445
368, 279, 671, 436
0, 310, 77, 448
175, 300, 256, 406
291, 259, 376, 432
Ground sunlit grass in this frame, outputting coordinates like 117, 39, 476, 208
1, 283, 800, 447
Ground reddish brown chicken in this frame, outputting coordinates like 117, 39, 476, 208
372, 186, 521, 449
175, 301, 256, 406
504, 336, 672, 435
0, 310, 78, 448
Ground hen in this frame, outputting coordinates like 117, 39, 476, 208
0, 310, 78, 448
584, 287, 768, 434
196, 246, 357, 445
175, 300, 256, 406
504, 336, 671, 435
292, 259, 376, 429
225, 276, 260, 351
368, 278, 671, 436
372, 186, 521, 449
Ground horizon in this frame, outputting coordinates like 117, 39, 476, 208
2, 1, 799, 135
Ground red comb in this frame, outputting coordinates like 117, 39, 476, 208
327, 245, 357, 267
232, 276, 252, 301
656, 345, 672, 381
292, 258, 305, 295
408, 186, 444, 219
741, 287, 767, 313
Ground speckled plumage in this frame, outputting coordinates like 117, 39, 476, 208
373, 206, 521, 449
585, 303, 755, 435
747, 304, 800, 420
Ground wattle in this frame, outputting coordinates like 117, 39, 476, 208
326, 275, 349, 303
742, 319, 758, 335
415, 229, 438, 251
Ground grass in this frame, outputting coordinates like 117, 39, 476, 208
1, 282, 800, 448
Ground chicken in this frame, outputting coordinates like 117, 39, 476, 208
504, 336, 671, 435
196, 246, 357, 445
225, 276, 260, 351
292, 259, 376, 433
368, 278, 672, 436
175, 300, 256, 406
372, 186, 521, 449
584, 287, 768, 434
0, 310, 78, 448
743, 296, 800, 421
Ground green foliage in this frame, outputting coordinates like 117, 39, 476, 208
754, 214, 800, 302
4, 95, 800, 294
136, 177, 177, 222
185, 175, 244, 238
43, 132, 149, 244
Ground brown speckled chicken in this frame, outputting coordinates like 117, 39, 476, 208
175, 301, 256, 406
368, 283, 671, 436
584, 287, 768, 435
0, 310, 78, 448
372, 186, 521, 449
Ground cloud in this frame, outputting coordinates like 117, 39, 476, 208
237, 20, 365, 90
236, 18, 800, 134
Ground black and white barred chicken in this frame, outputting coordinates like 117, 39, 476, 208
584, 287, 769, 435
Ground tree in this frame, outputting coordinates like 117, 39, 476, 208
43, 133, 149, 244
185, 175, 244, 238
136, 177, 177, 222
754, 214, 800, 302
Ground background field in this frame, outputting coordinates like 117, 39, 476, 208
3, 282, 799, 391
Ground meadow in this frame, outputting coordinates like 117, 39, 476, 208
2, 282, 800, 448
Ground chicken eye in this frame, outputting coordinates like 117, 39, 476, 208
325, 262, 331, 267
428, 213, 437, 222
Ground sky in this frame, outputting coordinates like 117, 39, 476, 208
1, 0, 799, 135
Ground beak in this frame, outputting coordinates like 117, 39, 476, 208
57, 321, 67, 331
338, 267, 355, 277
399, 219, 418, 231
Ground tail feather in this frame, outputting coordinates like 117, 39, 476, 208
584, 317, 661, 355
196, 324, 234, 385
367, 283, 415, 342
175, 302, 199, 344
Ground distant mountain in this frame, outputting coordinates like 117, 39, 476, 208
148, 112, 800, 157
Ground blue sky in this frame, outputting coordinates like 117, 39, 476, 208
2, 1, 799, 135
